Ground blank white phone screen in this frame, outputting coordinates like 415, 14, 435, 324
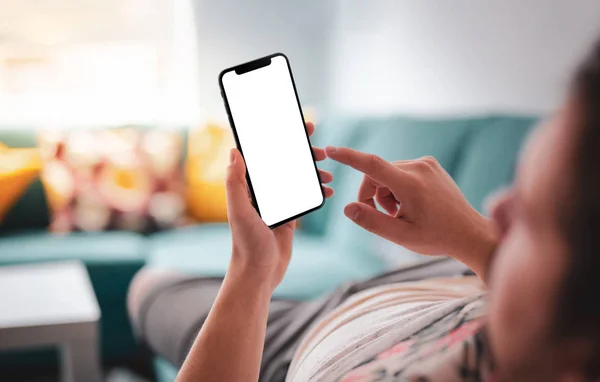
222, 55, 323, 227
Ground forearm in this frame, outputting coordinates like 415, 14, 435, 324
176, 266, 272, 382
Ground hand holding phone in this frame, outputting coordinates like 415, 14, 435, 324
219, 53, 330, 228
225, 122, 332, 291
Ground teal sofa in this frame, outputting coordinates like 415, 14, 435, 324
0, 115, 536, 379
0, 131, 147, 370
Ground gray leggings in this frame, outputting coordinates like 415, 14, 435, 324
127, 257, 468, 382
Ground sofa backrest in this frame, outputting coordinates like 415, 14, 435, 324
302, 115, 537, 256
0, 129, 50, 232
453, 116, 536, 212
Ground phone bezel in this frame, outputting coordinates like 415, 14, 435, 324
218, 52, 325, 229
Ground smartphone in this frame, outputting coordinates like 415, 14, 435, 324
219, 53, 324, 228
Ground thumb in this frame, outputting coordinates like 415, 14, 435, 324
226, 149, 260, 225
344, 202, 413, 245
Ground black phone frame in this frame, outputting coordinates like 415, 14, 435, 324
218, 52, 325, 229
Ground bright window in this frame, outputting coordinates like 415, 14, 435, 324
0, 0, 200, 128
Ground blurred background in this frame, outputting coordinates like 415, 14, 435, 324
1, 0, 599, 381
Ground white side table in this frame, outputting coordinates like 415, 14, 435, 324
0, 261, 102, 382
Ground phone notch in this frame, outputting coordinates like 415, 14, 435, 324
234, 57, 272, 75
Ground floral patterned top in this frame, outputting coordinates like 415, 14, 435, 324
287, 277, 497, 382
340, 297, 497, 381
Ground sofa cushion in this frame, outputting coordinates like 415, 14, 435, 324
147, 224, 384, 299
0, 230, 145, 264
454, 116, 537, 212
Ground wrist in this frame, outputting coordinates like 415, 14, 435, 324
451, 212, 498, 281
473, 216, 498, 278
225, 262, 276, 294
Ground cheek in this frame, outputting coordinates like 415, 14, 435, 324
487, 226, 563, 376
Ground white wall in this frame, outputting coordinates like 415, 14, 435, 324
329, 0, 600, 116
191, 0, 335, 120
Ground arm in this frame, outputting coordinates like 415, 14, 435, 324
176, 266, 272, 382
177, 122, 333, 382
446, 210, 497, 282
176, 148, 290, 382
325, 147, 498, 282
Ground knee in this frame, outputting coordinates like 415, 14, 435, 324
127, 267, 183, 334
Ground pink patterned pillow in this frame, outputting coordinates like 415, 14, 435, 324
39, 127, 185, 233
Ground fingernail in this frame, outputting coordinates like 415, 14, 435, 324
229, 149, 236, 165
346, 205, 360, 221
325, 146, 337, 155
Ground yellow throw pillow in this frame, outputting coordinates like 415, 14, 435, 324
186, 123, 234, 222
0, 144, 42, 222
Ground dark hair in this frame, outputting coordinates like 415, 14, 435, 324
557, 37, 600, 378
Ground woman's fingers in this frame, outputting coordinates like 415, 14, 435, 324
357, 175, 378, 209
325, 146, 409, 190
344, 202, 413, 245
306, 121, 315, 136
226, 149, 262, 226
319, 167, 334, 198
322, 186, 334, 198
375, 186, 399, 215
318, 169, 333, 183
305, 121, 326, 161
357, 174, 399, 215
313, 147, 326, 161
